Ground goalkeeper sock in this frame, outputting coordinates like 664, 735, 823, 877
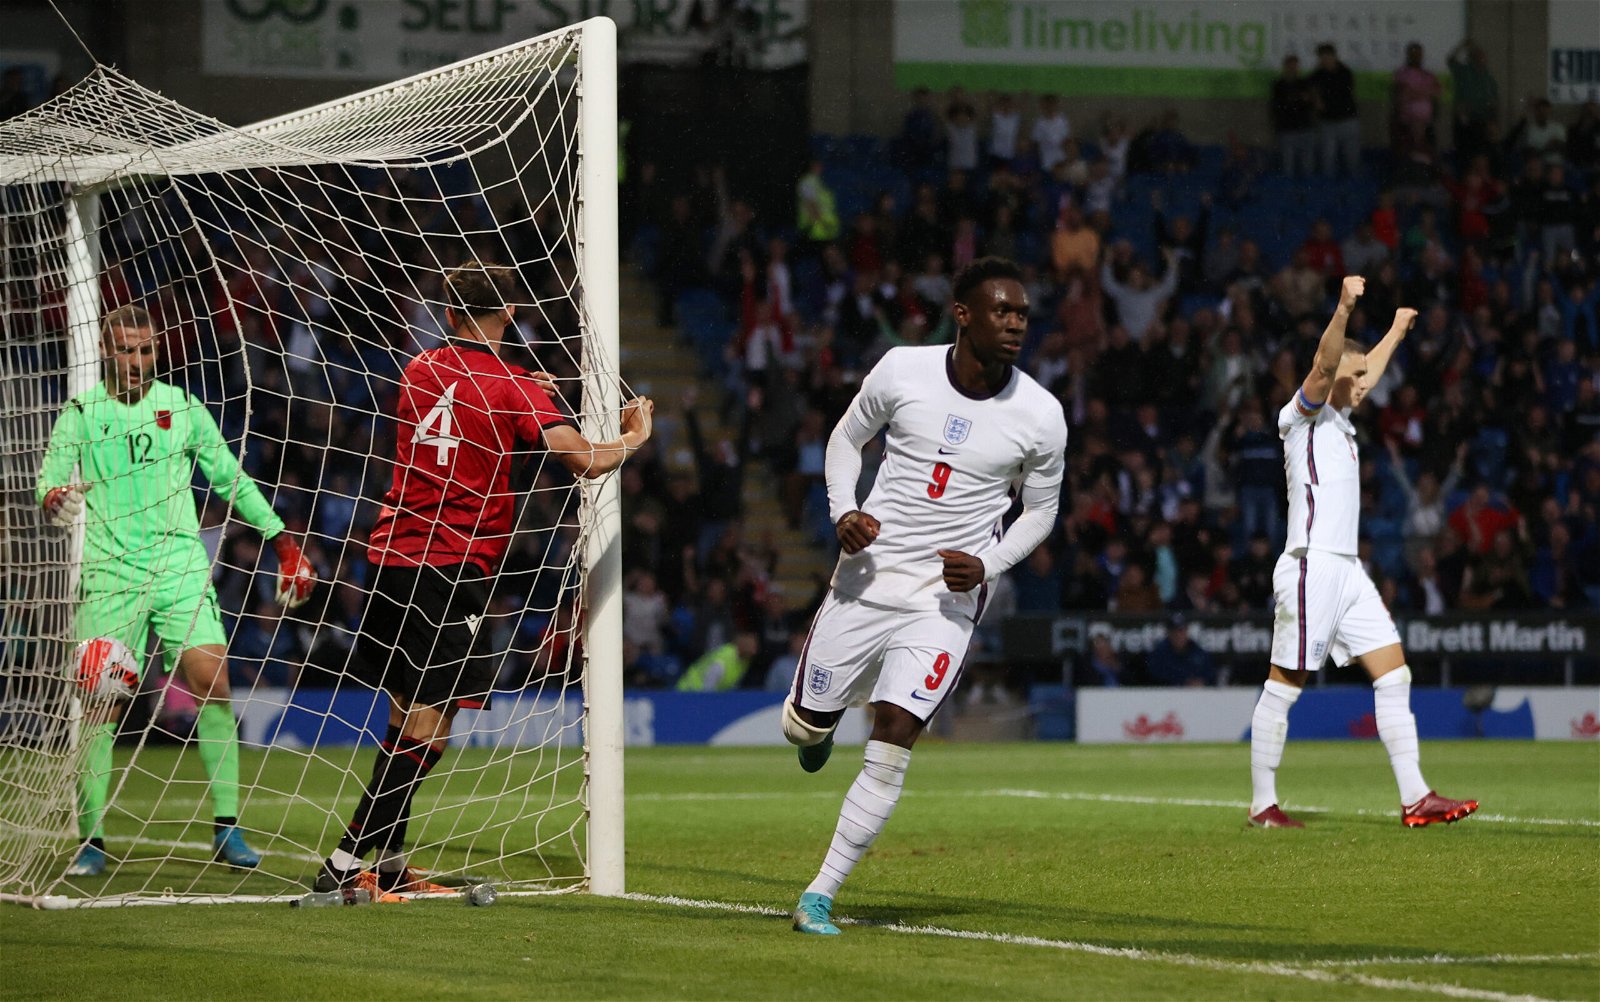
1374, 667, 1431, 805
1250, 680, 1301, 815
195, 703, 241, 821
805, 740, 910, 901
77, 722, 117, 840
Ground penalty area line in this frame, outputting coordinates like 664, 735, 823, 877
620, 893, 1564, 1002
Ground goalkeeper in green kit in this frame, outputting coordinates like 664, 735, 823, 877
37, 305, 316, 877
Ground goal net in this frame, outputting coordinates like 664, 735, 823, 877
0, 17, 625, 907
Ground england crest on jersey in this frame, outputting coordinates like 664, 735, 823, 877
807, 664, 833, 696
943, 414, 972, 445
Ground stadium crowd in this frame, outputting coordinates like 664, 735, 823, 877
621, 41, 1600, 689
22, 41, 1598, 699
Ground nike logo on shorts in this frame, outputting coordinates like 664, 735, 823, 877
910, 691, 935, 701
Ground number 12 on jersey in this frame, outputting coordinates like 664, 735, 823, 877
413, 382, 461, 466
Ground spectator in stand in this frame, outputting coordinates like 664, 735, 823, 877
1032, 94, 1071, 173
1568, 100, 1600, 172
1013, 545, 1064, 613
1147, 615, 1216, 687
1112, 562, 1163, 612
1152, 190, 1211, 296
1538, 163, 1579, 263
1447, 39, 1499, 161
676, 631, 759, 692
1300, 219, 1345, 284
1272, 248, 1327, 320
1460, 532, 1533, 610
1341, 220, 1391, 277
1309, 43, 1361, 178
1516, 98, 1568, 167
1233, 533, 1276, 609
1143, 110, 1198, 174
945, 102, 980, 173
1050, 203, 1100, 282
1101, 246, 1180, 342
1101, 116, 1132, 182
1388, 439, 1469, 570
1392, 42, 1442, 163
1230, 404, 1283, 549
622, 570, 670, 658
1083, 633, 1130, 687
795, 160, 840, 256
1449, 484, 1521, 555
1448, 155, 1507, 249
1271, 54, 1317, 178
986, 91, 1021, 168
1531, 521, 1586, 608
898, 86, 940, 170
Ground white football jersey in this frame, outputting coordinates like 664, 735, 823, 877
1279, 396, 1360, 557
828, 346, 1068, 617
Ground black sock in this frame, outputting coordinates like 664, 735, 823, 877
348, 736, 442, 859
213, 816, 238, 836
384, 743, 446, 863
334, 725, 403, 857
88, 837, 105, 852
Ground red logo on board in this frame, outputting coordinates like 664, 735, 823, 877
1123, 712, 1184, 740
155, 410, 171, 430
1573, 712, 1600, 739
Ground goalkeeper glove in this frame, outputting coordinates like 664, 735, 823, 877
273, 534, 317, 609
42, 484, 90, 527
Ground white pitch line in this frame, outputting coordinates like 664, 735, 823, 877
980, 789, 1600, 829
1308, 952, 1600, 969
621, 893, 1565, 1002
113, 787, 1600, 828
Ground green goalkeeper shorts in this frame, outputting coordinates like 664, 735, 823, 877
76, 563, 228, 677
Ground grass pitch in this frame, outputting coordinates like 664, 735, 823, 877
4, 740, 1597, 1000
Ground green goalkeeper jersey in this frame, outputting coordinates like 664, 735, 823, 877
36, 379, 284, 578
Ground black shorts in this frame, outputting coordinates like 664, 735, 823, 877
353, 563, 496, 711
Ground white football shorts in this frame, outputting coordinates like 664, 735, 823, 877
1270, 550, 1401, 671
789, 589, 977, 721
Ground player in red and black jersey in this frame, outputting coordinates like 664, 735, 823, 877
315, 261, 653, 897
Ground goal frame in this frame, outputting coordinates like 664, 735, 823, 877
10, 15, 624, 905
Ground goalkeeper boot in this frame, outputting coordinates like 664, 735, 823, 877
1402, 791, 1479, 828
212, 826, 262, 868
65, 843, 107, 877
798, 730, 834, 774
792, 891, 840, 936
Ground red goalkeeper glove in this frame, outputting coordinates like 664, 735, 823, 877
273, 535, 317, 609
42, 484, 90, 527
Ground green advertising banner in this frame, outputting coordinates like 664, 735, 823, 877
893, 0, 1466, 98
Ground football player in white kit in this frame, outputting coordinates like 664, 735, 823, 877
1249, 275, 1478, 830
784, 257, 1068, 935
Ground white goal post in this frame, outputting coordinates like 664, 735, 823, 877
0, 16, 624, 906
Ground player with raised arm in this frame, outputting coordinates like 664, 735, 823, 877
1249, 277, 1478, 829
37, 304, 316, 878
783, 257, 1067, 935
311, 262, 653, 900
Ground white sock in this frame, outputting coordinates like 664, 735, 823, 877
327, 847, 362, 872
377, 846, 407, 872
1373, 666, 1431, 805
1250, 679, 1302, 815
805, 740, 911, 900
